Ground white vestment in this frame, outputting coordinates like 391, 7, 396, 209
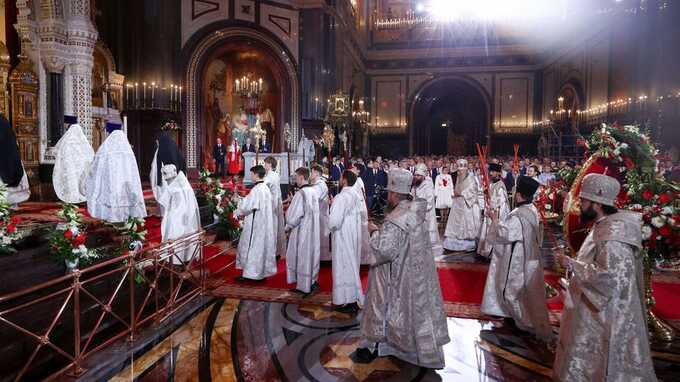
443, 172, 482, 252
310, 177, 331, 261
157, 172, 201, 264
53, 124, 94, 204
434, 174, 453, 209
263, 170, 286, 257
478, 180, 510, 257
285, 185, 321, 293
353, 177, 372, 263
149, 149, 164, 213
297, 137, 315, 163
412, 178, 443, 257
328, 186, 364, 306
235, 181, 277, 279
2, 168, 30, 205
82, 130, 147, 223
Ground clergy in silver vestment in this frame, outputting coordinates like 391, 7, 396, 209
477, 163, 510, 258
354, 169, 450, 369
150, 132, 186, 215
82, 127, 147, 223
351, 164, 372, 264
328, 170, 364, 312
263, 156, 286, 258
53, 122, 94, 204
412, 163, 443, 257
285, 167, 321, 295
554, 174, 657, 382
310, 164, 331, 261
443, 159, 483, 252
234, 165, 277, 281
156, 164, 201, 265
480, 176, 552, 341
0, 115, 30, 206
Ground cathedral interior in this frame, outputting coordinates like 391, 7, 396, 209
0, 1, 679, 381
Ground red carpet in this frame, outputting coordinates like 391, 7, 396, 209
204, 245, 680, 319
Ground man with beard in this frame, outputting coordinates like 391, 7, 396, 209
353, 169, 450, 369
554, 174, 656, 381
477, 163, 510, 258
263, 156, 286, 258
286, 167, 321, 296
310, 164, 331, 261
413, 163, 443, 257
443, 159, 483, 252
480, 176, 552, 341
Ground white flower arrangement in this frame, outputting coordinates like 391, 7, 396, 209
642, 225, 652, 240
651, 216, 666, 228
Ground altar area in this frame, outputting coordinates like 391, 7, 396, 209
242, 152, 304, 184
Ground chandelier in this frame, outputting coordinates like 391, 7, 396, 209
234, 75, 264, 100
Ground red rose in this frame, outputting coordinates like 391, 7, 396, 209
642, 190, 654, 201
73, 233, 87, 246
10, 216, 22, 225
659, 225, 672, 238
64, 229, 74, 240
6, 224, 16, 234
659, 193, 672, 205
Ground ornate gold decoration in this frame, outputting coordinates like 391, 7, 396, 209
0, 42, 10, 118
9, 54, 40, 192
644, 256, 675, 342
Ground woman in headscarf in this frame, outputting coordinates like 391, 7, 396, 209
82, 127, 146, 223
150, 131, 186, 212
0, 115, 30, 205
53, 123, 94, 203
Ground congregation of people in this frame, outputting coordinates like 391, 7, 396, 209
0, 115, 666, 379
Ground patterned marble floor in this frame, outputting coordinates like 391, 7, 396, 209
106, 298, 680, 382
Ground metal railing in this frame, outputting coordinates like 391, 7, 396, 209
0, 229, 230, 381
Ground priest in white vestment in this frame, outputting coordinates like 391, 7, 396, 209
53, 123, 94, 204
413, 164, 443, 257
150, 132, 186, 215
156, 164, 201, 264
285, 167, 321, 295
234, 165, 277, 281
351, 164, 372, 264
82, 127, 147, 223
554, 174, 657, 381
443, 159, 482, 252
263, 156, 286, 258
0, 115, 30, 206
310, 164, 331, 261
477, 163, 510, 258
480, 176, 552, 341
434, 166, 453, 216
329, 169, 364, 312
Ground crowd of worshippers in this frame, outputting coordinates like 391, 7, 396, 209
0, 116, 662, 377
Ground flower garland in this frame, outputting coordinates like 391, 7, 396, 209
0, 184, 23, 254
117, 217, 147, 252
199, 169, 242, 240
585, 123, 679, 261
50, 203, 100, 266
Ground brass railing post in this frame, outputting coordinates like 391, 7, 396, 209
128, 251, 136, 342
72, 270, 83, 376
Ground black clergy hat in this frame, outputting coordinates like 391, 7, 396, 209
64, 115, 78, 124
516, 175, 540, 199
488, 163, 502, 172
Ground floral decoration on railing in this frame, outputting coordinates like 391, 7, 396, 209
585, 124, 679, 261
117, 217, 147, 252
50, 203, 100, 270
199, 169, 242, 240
0, 184, 23, 254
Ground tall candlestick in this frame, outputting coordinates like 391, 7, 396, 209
143, 82, 147, 108
135, 83, 139, 108
151, 82, 155, 108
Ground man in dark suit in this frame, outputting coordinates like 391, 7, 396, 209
428, 159, 439, 184
330, 158, 342, 182
242, 138, 256, 153
362, 160, 379, 209
213, 137, 226, 177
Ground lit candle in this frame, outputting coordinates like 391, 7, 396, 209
179, 86, 182, 112
235, 79, 240, 92
143, 82, 147, 108
151, 82, 156, 108
135, 83, 139, 108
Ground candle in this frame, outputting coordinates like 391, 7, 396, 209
179, 86, 182, 112
143, 82, 147, 108
151, 82, 155, 108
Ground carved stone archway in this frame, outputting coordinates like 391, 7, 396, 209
182, 25, 300, 170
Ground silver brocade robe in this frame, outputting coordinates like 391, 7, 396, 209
264, 170, 286, 258
480, 203, 552, 340
444, 171, 482, 249
412, 178, 443, 257
361, 199, 450, 369
157, 172, 201, 265
285, 185, 321, 293
478, 180, 510, 257
235, 181, 277, 280
328, 186, 364, 306
554, 211, 657, 382
310, 177, 331, 261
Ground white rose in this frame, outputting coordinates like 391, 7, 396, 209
69, 225, 80, 236
632, 204, 643, 210
661, 206, 673, 215
641, 225, 652, 240
651, 216, 665, 228
620, 143, 629, 149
